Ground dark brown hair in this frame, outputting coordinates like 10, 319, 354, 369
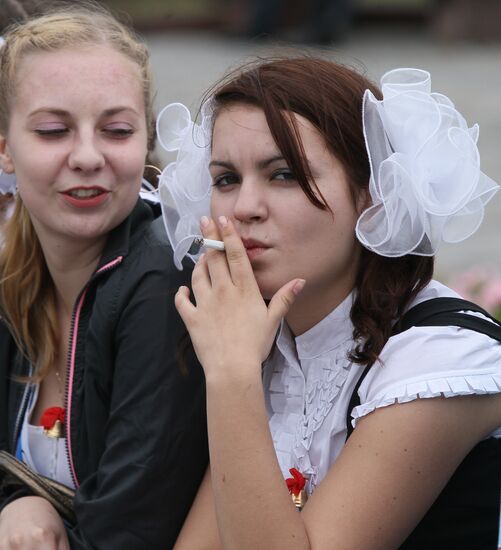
209, 56, 433, 367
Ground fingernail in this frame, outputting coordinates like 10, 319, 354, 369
200, 216, 210, 228
218, 216, 228, 228
292, 279, 306, 296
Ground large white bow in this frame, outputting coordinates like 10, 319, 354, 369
356, 68, 499, 257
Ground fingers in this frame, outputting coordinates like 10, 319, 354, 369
216, 216, 257, 289
175, 285, 196, 326
268, 279, 306, 326
200, 216, 231, 286
191, 253, 211, 298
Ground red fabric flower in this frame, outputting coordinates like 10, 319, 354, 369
285, 468, 306, 496
40, 407, 65, 430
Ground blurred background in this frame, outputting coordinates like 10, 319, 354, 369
3, 0, 500, 290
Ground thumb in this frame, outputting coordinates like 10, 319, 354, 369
268, 278, 306, 325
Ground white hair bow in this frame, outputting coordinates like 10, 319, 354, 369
356, 68, 499, 257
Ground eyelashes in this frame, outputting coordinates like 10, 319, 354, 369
212, 168, 297, 188
34, 126, 135, 139
272, 169, 296, 181
103, 127, 134, 138
212, 172, 240, 188
35, 127, 69, 136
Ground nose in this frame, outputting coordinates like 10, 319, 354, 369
68, 131, 105, 173
232, 179, 268, 224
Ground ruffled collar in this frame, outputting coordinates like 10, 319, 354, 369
276, 292, 354, 362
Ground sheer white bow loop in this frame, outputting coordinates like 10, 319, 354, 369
356, 68, 499, 257
0, 170, 16, 195
0, 34, 15, 196
156, 102, 213, 269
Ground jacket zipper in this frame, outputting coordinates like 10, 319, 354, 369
64, 256, 124, 488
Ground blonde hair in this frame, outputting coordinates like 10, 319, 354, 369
0, 1, 155, 379
0, 2, 155, 145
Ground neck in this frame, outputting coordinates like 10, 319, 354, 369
285, 277, 355, 337
37, 232, 106, 314
286, 288, 352, 337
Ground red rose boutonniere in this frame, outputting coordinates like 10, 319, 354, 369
40, 406, 65, 438
285, 467, 306, 496
286, 468, 308, 510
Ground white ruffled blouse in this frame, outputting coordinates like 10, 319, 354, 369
262, 280, 501, 494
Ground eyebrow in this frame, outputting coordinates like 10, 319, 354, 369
28, 106, 140, 119
209, 155, 286, 170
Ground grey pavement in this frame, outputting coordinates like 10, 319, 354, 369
145, 28, 501, 281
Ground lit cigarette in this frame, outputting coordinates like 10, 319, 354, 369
188, 236, 225, 255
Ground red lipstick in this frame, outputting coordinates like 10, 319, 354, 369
60, 186, 110, 209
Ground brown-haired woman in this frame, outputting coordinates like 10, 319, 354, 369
0, 3, 207, 548
157, 57, 501, 549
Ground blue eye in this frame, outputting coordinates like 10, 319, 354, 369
213, 173, 240, 188
272, 169, 296, 182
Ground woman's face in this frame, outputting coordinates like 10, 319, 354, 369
0, 45, 148, 249
210, 104, 362, 307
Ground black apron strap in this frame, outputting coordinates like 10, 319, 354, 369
346, 297, 501, 440
393, 297, 501, 334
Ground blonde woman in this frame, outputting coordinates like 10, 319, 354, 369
0, 3, 207, 548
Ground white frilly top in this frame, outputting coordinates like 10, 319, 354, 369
262, 280, 501, 494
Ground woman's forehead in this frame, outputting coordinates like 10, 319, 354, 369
10, 46, 144, 116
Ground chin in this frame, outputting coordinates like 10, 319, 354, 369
255, 275, 283, 301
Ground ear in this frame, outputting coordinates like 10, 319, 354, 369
0, 135, 15, 174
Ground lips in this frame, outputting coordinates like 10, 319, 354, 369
241, 237, 269, 250
66, 188, 105, 199
241, 237, 270, 260
60, 186, 110, 209
63, 186, 109, 198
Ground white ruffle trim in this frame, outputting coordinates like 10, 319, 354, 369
292, 362, 350, 491
351, 371, 501, 427
268, 341, 353, 493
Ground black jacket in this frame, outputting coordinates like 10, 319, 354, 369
0, 199, 208, 549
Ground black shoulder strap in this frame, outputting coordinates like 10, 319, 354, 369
393, 297, 501, 340
346, 297, 501, 440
